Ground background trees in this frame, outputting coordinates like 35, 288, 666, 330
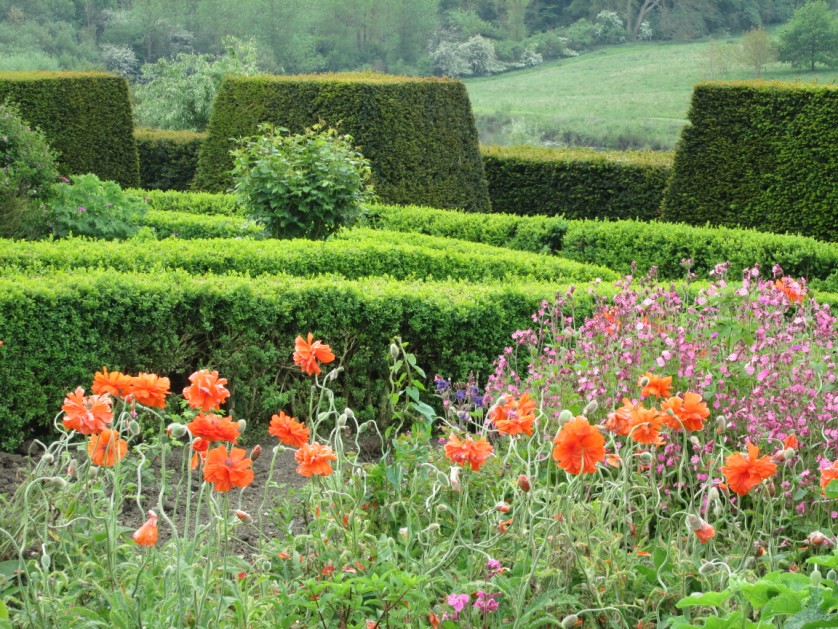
777, 0, 838, 70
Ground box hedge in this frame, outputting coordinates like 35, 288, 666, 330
0, 231, 616, 284
140, 189, 241, 216
661, 81, 838, 242
140, 209, 266, 239
0, 269, 597, 449
192, 73, 491, 212
135, 128, 206, 191
0, 72, 139, 187
481, 145, 672, 220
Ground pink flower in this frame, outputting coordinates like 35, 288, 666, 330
473, 591, 500, 613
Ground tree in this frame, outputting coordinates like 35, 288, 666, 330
738, 27, 776, 76
777, 0, 838, 71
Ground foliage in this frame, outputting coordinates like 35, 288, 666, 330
140, 209, 266, 239
133, 37, 261, 131
661, 81, 838, 242
0, 101, 58, 239
481, 144, 672, 221
430, 35, 508, 77
594, 10, 626, 45
193, 73, 491, 212
99, 43, 139, 80
140, 189, 241, 216
738, 27, 777, 77
777, 0, 838, 71
134, 128, 207, 191
230, 124, 374, 240
0, 72, 139, 187
48, 174, 147, 240
0, 268, 586, 449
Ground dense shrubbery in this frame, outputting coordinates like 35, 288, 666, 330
193, 74, 491, 212
662, 81, 838, 242
140, 209, 265, 239
0, 72, 139, 187
139, 189, 240, 216
482, 145, 672, 220
135, 128, 206, 191
49, 174, 146, 240
0, 101, 58, 239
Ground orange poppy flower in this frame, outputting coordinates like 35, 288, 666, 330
87, 429, 128, 467
187, 413, 239, 443
92, 367, 132, 398
129, 373, 171, 408
661, 392, 710, 432
498, 518, 513, 534
687, 514, 715, 544
783, 434, 799, 450
132, 510, 159, 547
295, 442, 338, 477
490, 393, 536, 437
62, 387, 113, 435
721, 441, 777, 496
293, 333, 336, 376
551, 416, 606, 475
268, 411, 310, 448
203, 446, 254, 492
605, 453, 623, 468
638, 372, 673, 398
775, 277, 805, 304
183, 369, 230, 412
628, 407, 664, 445
605, 398, 635, 436
190, 437, 209, 470
444, 433, 494, 471
429, 611, 441, 629
820, 460, 838, 494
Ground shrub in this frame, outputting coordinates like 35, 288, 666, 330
192, 73, 491, 212
135, 128, 206, 191
49, 174, 146, 240
0, 268, 595, 449
0, 72, 139, 187
231, 124, 374, 240
0, 229, 616, 284
139, 189, 240, 216
661, 81, 838, 242
0, 101, 58, 239
140, 209, 265, 239
481, 145, 672, 220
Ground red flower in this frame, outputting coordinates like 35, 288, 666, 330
87, 429, 128, 467
133, 510, 159, 547
444, 433, 493, 471
661, 392, 710, 432
820, 460, 838, 495
187, 413, 239, 443
721, 441, 777, 496
183, 369, 230, 412
293, 334, 336, 376
552, 416, 605, 475
129, 373, 171, 408
62, 387, 113, 435
295, 442, 338, 477
268, 411, 310, 448
92, 367, 132, 398
628, 406, 664, 445
203, 446, 254, 492
605, 398, 635, 436
638, 372, 672, 398
490, 393, 536, 437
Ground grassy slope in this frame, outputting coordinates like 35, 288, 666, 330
466, 39, 838, 149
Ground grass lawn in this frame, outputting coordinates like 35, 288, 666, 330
466, 39, 838, 149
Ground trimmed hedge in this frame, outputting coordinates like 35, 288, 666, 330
561, 219, 838, 286
0, 72, 139, 187
140, 209, 266, 239
661, 81, 838, 242
367, 204, 569, 254
192, 73, 491, 212
139, 189, 241, 216
0, 269, 597, 449
135, 128, 206, 191
0, 232, 616, 284
481, 145, 672, 220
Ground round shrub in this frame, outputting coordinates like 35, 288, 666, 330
230, 124, 375, 240
0, 101, 58, 239
49, 174, 147, 240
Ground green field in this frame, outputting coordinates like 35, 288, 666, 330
466, 39, 838, 150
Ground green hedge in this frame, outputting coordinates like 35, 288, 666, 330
140, 209, 265, 239
0, 231, 616, 284
367, 204, 569, 254
0, 269, 597, 449
193, 73, 491, 212
0, 71, 139, 187
561, 219, 838, 287
661, 81, 838, 242
481, 145, 672, 220
135, 128, 206, 191
139, 189, 241, 215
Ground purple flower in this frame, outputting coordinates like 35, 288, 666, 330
473, 591, 500, 614
77, 206, 87, 213
447, 593, 470, 619
486, 558, 504, 577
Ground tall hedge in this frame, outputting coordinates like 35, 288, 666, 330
0, 72, 139, 187
193, 73, 491, 211
661, 81, 838, 242
135, 128, 206, 191
482, 145, 672, 220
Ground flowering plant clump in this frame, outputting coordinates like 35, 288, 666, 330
0, 268, 836, 627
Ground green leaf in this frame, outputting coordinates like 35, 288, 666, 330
676, 589, 735, 608
762, 591, 804, 618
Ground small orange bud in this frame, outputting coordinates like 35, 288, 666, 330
517, 474, 530, 492
250, 444, 262, 462
495, 501, 511, 513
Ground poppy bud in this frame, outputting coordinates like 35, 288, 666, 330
166, 422, 187, 438
782, 447, 796, 460
518, 474, 531, 493
811, 567, 823, 586
273, 444, 286, 454
317, 412, 329, 422
558, 409, 573, 424
344, 407, 355, 420
88, 466, 99, 478
808, 531, 830, 547
713, 504, 722, 518
436, 504, 448, 512
699, 561, 716, 575
399, 527, 408, 539
560, 615, 580, 628
44, 476, 67, 490
337, 414, 347, 428
40, 545, 50, 571
389, 343, 400, 360
250, 444, 262, 462
638, 376, 650, 388
689, 436, 701, 449
665, 407, 677, 417
237, 419, 247, 433
744, 557, 756, 569
708, 487, 720, 504
449, 467, 461, 493
67, 458, 78, 477
582, 400, 598, 417
234, 510, 253, 525
685, 514, 702, 531
428, 523, 440, 532
42, 453, 54, 464
715, 415, 726, 433
495, 501, 511, 513
827, 569, 837, 582
638, 451, 654, 464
